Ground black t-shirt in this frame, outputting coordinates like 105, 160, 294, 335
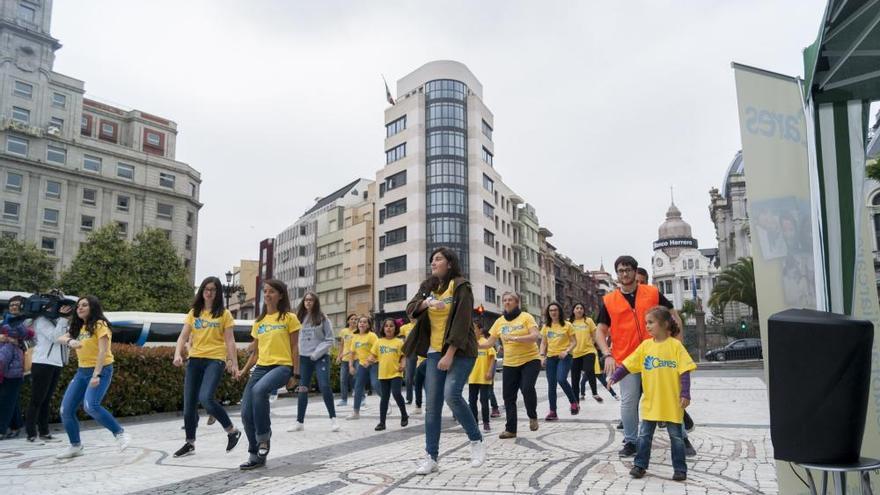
596, 286, 673, 326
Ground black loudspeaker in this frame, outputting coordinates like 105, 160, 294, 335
768, 308, 873, 464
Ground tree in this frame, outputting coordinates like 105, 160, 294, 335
679, 299, 697, 322
708, 256, 758, 321
130, 228, 192, 313
0, 236, 56, 292
867, 158, 880, 182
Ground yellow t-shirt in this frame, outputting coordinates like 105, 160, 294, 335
185, 309, 234, 360
251, 312, 301, 367
469, 337, 497, 385
571, 318, 598, 358
622, 337, 697, 423
75, 320, 114, 368
490, 312, 540, 367
338, 327, 354, 363
371, 337, 404, 380
350, 332, 379, 366
399, 322, 415, 340
541, 322, 574, 358
428, 282, 455, 352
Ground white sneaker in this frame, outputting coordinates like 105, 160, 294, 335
470, 440, 485, 467
330, 418, 340, 432
56, 444, 84, 459
413, 407, 422, 415
287, 421, 304, 432
346, 411, 360, 420
415, 453, 438, 475
115, 431, 131, 452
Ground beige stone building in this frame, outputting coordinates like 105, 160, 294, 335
228, 259, 258, 319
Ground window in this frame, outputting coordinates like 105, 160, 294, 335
385, 115, 406, 137
157, 203, 173, 220
49, 116, 63, 131
384, 285, 407, 303
80, 115, 93, 136
99, 121, 117, 142
299, 225, 307, 236
2, 231, 16, 239
426, 101, 465, 128
159, 172, 175, 189
46, 145, 65, 164
298, 267, 306, 277
52, 93, 67, 108
43, 208, 59, 226
386, 198, 406, 218
83, 155, 102, 173
116, 195, 130, 212
695, 278, 702, 290
5, 172, 22, 192
484, 257, 496, 274
483, 201, 494, 219
3, 202, 20, 221
385, 227, 406, 248
45, 180, 61, 199
186, 211, 194, 227
116, 221, 128, 236
12, 81, 32, 99
384, 170, 406, 194
484, 229, 494, 247
6, 136, 28, 156
117, 163, 134, 180
41, 238, 56, 255
482, 146, 494, 166
143, 129, 165, 154
426, 130, 465, 157
298, 246, 306, 256
482, 119, 493, 140
385, 143, 406, 164
162, 229, 172, 239
485, 286, 496, 304
185, 235, 192, 250
81, 215, 94, 231
382, 255, 407, 276
82, 188, 97, 206
482, 174, 494, 193
683, 278, 690, 291
687, 259, 694, 270
146, 132, 162, 147
11, 106, 29, 124
17, 3, 35, 22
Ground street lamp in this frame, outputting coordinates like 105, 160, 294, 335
223, 270, 243, 308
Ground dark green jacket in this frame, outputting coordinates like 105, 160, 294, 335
402, 276, 477, 358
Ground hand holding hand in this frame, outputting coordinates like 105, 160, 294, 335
68, 339, 82, 349
603, 356, 616, 376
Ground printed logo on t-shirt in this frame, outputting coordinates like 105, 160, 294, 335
194, 318, 221, 330
547, 330, 562, 340
256, 323, 288, 335
501, 323, 524, 335
643, 355, 677, 371
378, 344, 398, 355
354, 341, 369, 350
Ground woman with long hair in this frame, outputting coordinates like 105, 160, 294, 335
539, 302, 578, 420
55, 296, 130, 459
289, 292, 338, 432
403, 247, 484, 474
237, 279, 301, 470
480, 292, 541, 439
569, 303, 601, 404
171, 276, 242, 457
346, 315, 379, 420
336, 314, 357, 406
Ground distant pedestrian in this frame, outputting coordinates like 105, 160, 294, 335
569, 303, 601, 404
289, 292, 338, 433
0, 296, 33, 440
336, 314, 357, 406
371, 319, 408, 431
539, 302, 578, 420
347, 315, 379, 420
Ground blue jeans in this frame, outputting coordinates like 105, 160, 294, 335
619, 372, 642, 445
339, 360, 353, 402
184, 358, 232, 441
241, 365, 291, 453
353, 361, 379, 411
635, 420, 687, 473
424, 353, 482, 460
545, 355, 576, 411
60, 366, 123, 445
297, 355, 336, 422
404, 355, 418, 402
0, 377, 23, 434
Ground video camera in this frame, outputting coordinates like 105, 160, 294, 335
19, 291, 76, 320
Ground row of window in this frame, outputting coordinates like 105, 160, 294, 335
482, 173, 494, 193
378, 255, 406, 277
427, 160, 466, 187
426, 130, 466, 157
385, 116, 406, 137
378, 170, 406, 198
385, 143, 406, 164
425, 79, 467, 101
426, 187, 467, 216
482, 146, 493, 166
378, 198, 406, 224
11, 81, 66, 108
1, 191, 194, 225
379, 282, 499, 307
427, 101, 465, 129
80, 114, 166, 154
481, 119, 493, 140
378, 226, 406, 250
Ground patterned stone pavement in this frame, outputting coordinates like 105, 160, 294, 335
0, 368, 775, 494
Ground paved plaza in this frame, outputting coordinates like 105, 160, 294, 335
0, 368, 775, 494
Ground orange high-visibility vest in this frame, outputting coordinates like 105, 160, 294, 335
603, 285, 660, 363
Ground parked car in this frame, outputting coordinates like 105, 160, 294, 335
705, 338, 763, 361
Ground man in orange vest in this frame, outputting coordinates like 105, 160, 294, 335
596, 256, 692, 457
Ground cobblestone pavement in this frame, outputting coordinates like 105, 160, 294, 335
0, 369, 775, 494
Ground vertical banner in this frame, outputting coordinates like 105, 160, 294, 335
733, 63, 818, 494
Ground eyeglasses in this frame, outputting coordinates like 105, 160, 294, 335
616, 268, 634, 275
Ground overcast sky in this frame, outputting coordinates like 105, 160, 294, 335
52, 0, 828, 283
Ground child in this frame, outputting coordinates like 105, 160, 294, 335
468, 322, 496, 431
347, 316, 380, 420
370, 319, 409, 430
608, 306, 695, 482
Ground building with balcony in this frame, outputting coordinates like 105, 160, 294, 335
512, 202, 542, 321
0, 0, 201, 280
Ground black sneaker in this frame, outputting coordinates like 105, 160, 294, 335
39, 434, 61, 443
173, 443, 195, 457
616, 421, 624, 430
673, 471, 687, 481
630, 466, 646, 478
226, 430, 241, 452
239, 456, 265, 470
26, 436, 37, 443
684, 438, 696, 457
619, 442, 637, 457
374, 423, 386, 431
400, 415, 409, 427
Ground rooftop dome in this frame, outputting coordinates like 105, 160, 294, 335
720, 150, 745, 198
658, 201, 693, 240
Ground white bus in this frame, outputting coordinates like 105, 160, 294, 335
105, 312, 255, 346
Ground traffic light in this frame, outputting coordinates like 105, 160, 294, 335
740, 320, 748, 332
476, 304, 485, 315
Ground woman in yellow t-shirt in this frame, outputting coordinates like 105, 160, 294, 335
335, 314, 357, 406
369, 319, 409, 431
236, 279, 301, 471
569, 303, 602, 405
55, 296, 129, 459
171, 276, 241, 458
539, 302, 578, 420
346, 315, 379, 420
481, 292, 542, 439
468, 322, 496, 432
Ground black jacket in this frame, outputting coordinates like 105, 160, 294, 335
402, 276, 477, 358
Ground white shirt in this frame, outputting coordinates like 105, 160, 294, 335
30, 316, 69, 367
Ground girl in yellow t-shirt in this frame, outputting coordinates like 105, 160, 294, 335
347, 315, 379, 420
468, 322, 496, 432
569, 303, 602, 404
539, 302, 578, 419
335, 314, 357, 407
237, 279, 301, 471
56, 296, 128, 459
608, 306, 695, 481
369, 319, 409, 431
172, 276, 241, 458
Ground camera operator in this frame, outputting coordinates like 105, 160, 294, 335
0, 296, 34, 439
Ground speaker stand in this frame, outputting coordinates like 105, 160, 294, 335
798, 457, 880, 495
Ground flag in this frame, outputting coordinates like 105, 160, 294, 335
382, 75, 395, 105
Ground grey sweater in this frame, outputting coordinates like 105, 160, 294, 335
299, 314, 334, 360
